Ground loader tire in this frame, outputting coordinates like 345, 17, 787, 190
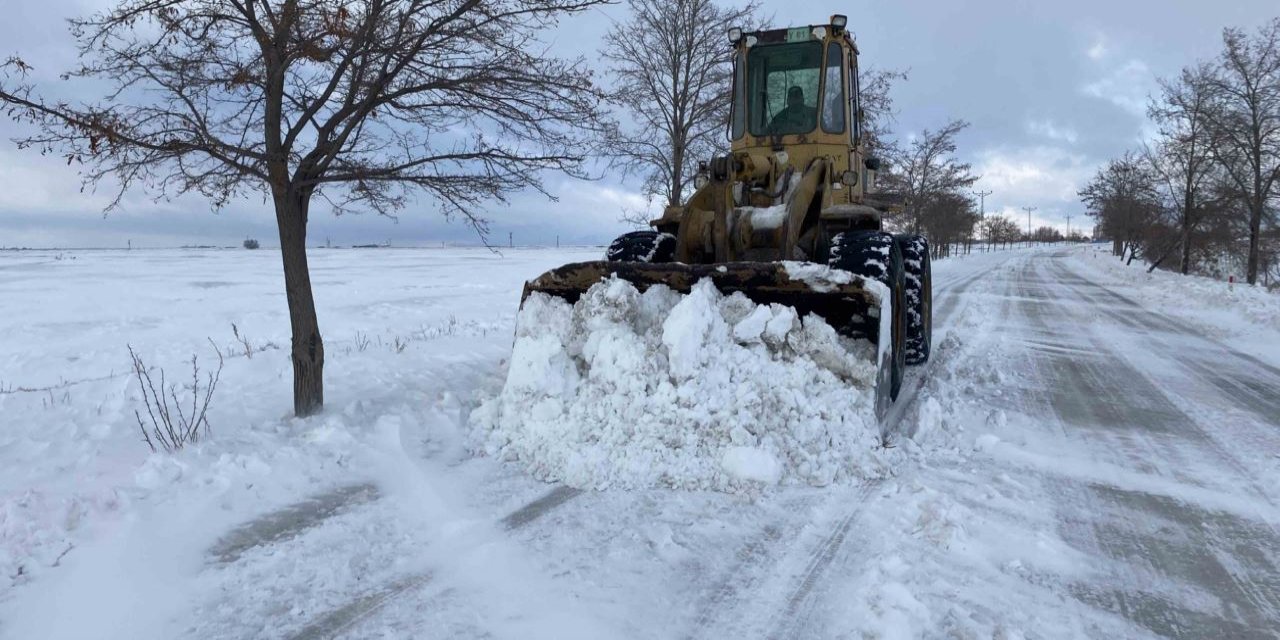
606, 231, 677, 263
895, 234, 932, 365
828, 231, 907, 402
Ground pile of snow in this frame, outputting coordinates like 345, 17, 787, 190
471, 275, 897, 492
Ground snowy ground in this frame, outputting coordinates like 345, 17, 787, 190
1070, 244, 1280, 364
2, 244, 1278, 638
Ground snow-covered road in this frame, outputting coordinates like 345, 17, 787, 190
2, 245, 1278, 638
991, 250, 1280, 638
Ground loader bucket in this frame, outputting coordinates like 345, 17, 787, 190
521, 261, 895, 420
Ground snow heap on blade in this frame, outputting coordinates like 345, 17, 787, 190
471, 276, 897, 492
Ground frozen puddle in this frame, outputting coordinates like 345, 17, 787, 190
472, 276, 897, 492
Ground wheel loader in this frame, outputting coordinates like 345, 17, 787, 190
522, 15, 933, 421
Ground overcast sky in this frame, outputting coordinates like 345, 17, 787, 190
2, 0, 1277, 248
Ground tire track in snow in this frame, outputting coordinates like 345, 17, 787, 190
683, 482, 881, 640
676, 260, 1001, 638
766, 481, 882, 640
1067, 259, 1280, 383
682, 493, 824, 639
683, 524, 785, 638
1054, 259, 1280, 424
1013, 252, 1280, 637
499, 485, 582, 530
208, 483, 381, 564
690, 254, 1010, 637
881, 252, 1010, 436
1048, 258, 1280, 504
286, 573, 436, 640
206, 363, 514, 566
283, 483, 581, 640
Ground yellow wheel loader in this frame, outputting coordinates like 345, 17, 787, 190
523, 15, 933, 420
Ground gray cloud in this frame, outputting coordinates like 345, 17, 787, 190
2, 1, 1277, 247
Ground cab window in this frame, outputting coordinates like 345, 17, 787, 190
821, 42, 846, 134
851, 60, 862, 144
731, 51, 746, 140
747, 42, 822, 136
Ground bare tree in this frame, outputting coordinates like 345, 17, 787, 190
1, 0, 608, 416
980, 214, 1022, 249
883, 119, 979, 235
1031, 226, 1064, 243
1146, 63, 1219, 275
1202, 18, 1280, 285
858, 67, 908, 159
602, 0, 760, 213
918, 190, 978, 257
1079, 154, 1168, 264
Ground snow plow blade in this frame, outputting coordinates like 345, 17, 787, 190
521, 261, 896, 420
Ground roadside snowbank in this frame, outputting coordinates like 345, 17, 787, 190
472, 275, 895, 492
1068, 245, 1280, 362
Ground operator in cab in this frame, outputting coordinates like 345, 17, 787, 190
769, 86, 817, 133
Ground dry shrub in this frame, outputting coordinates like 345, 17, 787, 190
129, 343, 223, 452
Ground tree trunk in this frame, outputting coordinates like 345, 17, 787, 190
1246, 199, 1262, 284
275, 191, 325, 417
670, 142, 684, 208
1180, 195, 1192, 275
1148, 239, 1179, 273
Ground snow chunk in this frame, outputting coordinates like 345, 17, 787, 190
732, 305, 773, 343
744, 204, 788, 229
506, 293, 580, 397
974, 434, 1002, 452
472, 276, 891, 492
721, 447, 782, 484
662, 279, 728, 381
782, 261, 855, 293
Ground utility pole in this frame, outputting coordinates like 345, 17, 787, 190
1023, 206, 1037, 246
509, 232, 513, 248
972, 190, 992, 216
972, 189, 993, 251
1066, 214, 1072, 242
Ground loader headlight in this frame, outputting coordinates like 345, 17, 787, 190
840, 169, 859, 187
728, 27, 743, 44
831, 14, 848, 29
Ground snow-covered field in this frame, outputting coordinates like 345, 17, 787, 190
2, 244, 1278, 639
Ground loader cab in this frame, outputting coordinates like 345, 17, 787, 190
728, 18, 860, 151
